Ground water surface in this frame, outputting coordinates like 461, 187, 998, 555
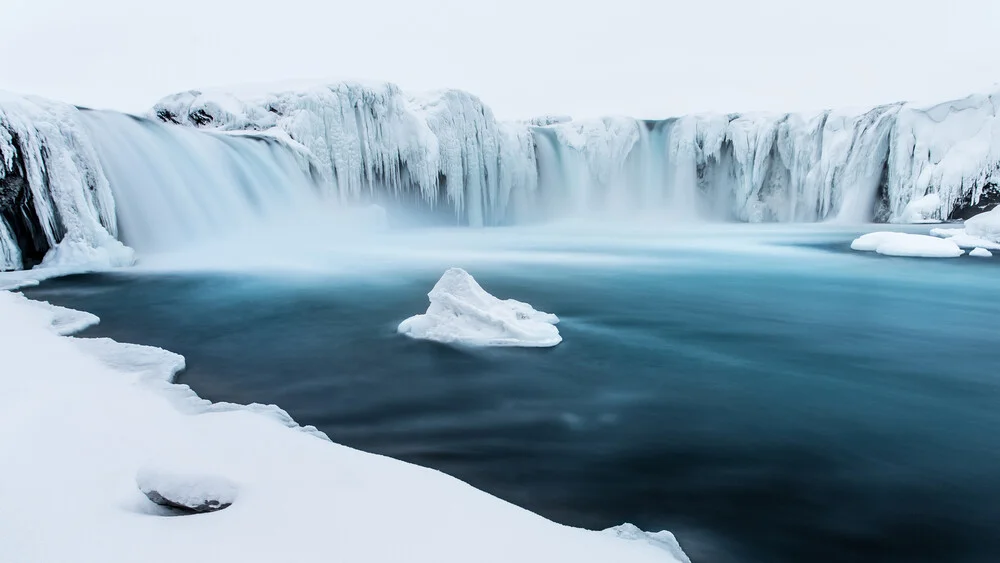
24, 226, 1000, 563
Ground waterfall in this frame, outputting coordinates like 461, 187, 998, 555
77, 111, 323, 255
4, 84, 1000, 272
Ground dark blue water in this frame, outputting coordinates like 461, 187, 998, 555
22, 235, 1000, 563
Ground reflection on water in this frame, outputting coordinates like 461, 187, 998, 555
22, 226, 1000, 563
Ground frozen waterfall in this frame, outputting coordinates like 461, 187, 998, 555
77, 110, 323, 255
4, 83, 1000, 272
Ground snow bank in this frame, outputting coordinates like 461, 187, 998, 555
928, 207, 1000, 252
73, 337, 186, 382
963, 206, 1000, 242
970, 247, 993, 257
0, 289, 683, 562
606, 524, 692, 563
398, 267, 561, 347
851, 231, 965, 257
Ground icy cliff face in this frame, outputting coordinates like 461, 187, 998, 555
151, 82, 1000, 229
151, 82, 538, 226
533, 105, 903, 223
0, 93, 129, 271
887, 91, 1000, 221
529, 92, 999, 224
4, 82, 1000, 272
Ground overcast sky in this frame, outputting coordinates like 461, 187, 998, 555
4, 0, 998, 119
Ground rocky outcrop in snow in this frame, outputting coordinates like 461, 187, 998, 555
137, 468, 238, 513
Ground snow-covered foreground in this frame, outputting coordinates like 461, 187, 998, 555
0, 289, 688, 563
399, 267, 562, 347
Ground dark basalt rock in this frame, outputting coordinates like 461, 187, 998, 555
142, 489, 232, 513
1, 128, 52, 269
949, 178, 1000, 221
137, 469, 238, 514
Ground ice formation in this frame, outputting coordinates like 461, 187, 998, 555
398, 267, 561, 347
0, 288, 686, 563
1, 92, 130, 271
851, 231, 965, 258
963, 205, 1000, 243
970, 247, 993, 258
927, 206, 1000, 252
151, 82, 1000, 230
4, 83, 1000, 272
151, 83, 539, 226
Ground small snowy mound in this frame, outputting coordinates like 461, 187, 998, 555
851, 232, 964, 258
137, 468, 238, 513
898, 193, 944, 223
398, 268, 561, 347
964, 206, 1000, 243
605, 524, 691, 563
970, 247, 993, 258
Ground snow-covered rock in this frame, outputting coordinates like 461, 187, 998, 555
970, 247, 993, 257
851, 231, 965, 258
928, 207, 1000, 252
887, 91, 1000, 223
137, 468, 238, 513
398, 267, 561, 347
930, 226, 1000, 250
898, 193, 944, 223
963, 206, 1000, 243
0, 289, 686, 563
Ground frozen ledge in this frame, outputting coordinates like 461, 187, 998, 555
850, 232, 965, 258
0, 288, 684, 562
398, 267, 562, 347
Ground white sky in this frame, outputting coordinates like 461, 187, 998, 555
4, 0, 998, 119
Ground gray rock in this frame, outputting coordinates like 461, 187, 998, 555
137, 468, 238, 514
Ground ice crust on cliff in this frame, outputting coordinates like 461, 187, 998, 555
398, 267, 561, 347
151, 83, 538, 226
4, 83, 1000, 272
0, 92, 132, 271
151, 81, 1000, 229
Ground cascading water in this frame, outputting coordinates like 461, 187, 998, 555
4, 84, 1000, 272
526, 111, 903, 224
77, 111, 324, 255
